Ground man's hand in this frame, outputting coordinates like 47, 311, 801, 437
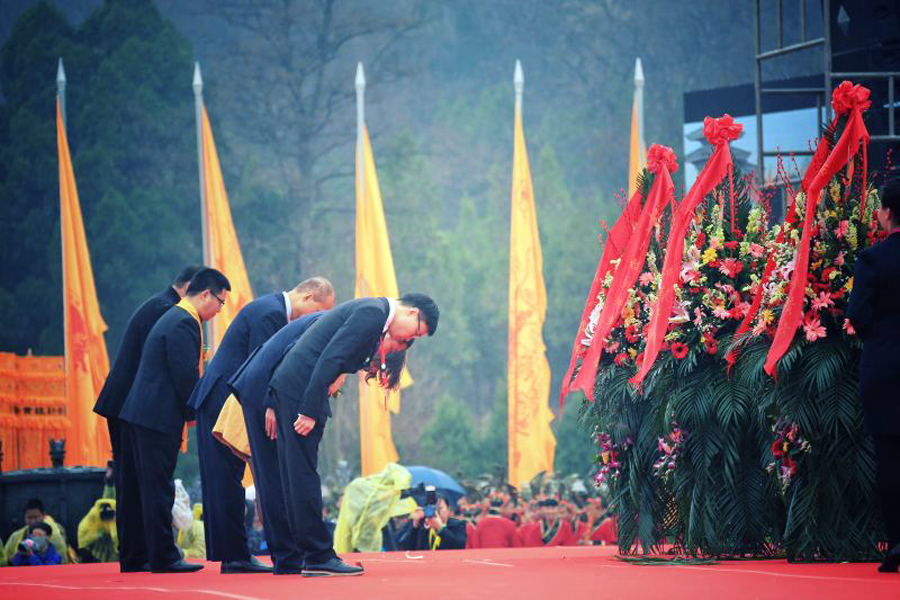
427, 513, 445, 531
411, 508, 425, 528
265, 408, 278, 440
293, 414, 316, 437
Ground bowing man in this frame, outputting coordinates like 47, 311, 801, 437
93, 265, 200, 572
268, 293, 439, 576
847, 175, 900, 573
188, 277, 334, 574
228, 315, 406, 575
119, 268, 230, 573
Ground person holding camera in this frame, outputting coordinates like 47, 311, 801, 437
11, 522, 62, 566
398, 492, 467, 551
77, 498, 119, 563
4, 498, 71, 564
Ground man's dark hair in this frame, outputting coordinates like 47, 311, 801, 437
880, 172, 900, 218
24, 498, 45, 514
28, 522, 53, 537
186, 267, 231, 297
173, 265, 202, 287
294, 276, 334, 303
399, 293, 439, 336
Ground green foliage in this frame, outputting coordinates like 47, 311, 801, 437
0, 0, 198, 357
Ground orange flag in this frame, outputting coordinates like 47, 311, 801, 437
58, 99, 111, 466
508, 85, 556, 488
200, 105, 253, 352
355, 125, 410, 476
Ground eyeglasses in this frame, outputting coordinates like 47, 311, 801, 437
210, 292, 226, 306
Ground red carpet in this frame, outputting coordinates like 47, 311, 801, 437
0, 546, 896, 600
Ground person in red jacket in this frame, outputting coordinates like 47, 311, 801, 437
518, 499, 575, 547
474, 495, 521, 548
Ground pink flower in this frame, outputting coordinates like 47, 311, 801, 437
835, 251, 846, 266
749, 243, 765, 258
811, 291, 834, 311
681, 267, 701, 285
843, 318, 856, 335
719, 258, 743, 278
834, 220, 850, 239
639, 272, 654, 287
713, 305, 731, 320
693, 307, 705, 326
803, 315, 827, 342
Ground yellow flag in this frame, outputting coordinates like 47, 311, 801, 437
201, 105, 254, 351
508, 99, 556, 489
355, 125, 410, 476
58, 99, 111, 466
628, 59, 646, 198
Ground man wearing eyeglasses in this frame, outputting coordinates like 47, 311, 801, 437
187, 277, 335, 574
267, 293, 439, 576
118, 268, 230, 573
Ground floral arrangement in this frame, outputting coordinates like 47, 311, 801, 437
652, 423, 685, 482
593, 430, 629, 486
766, 417, 811, 493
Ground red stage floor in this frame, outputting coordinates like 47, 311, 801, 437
0, 546, 896, 600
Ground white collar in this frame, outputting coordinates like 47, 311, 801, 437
384, 297, 397, 333
282, 292, 293, 322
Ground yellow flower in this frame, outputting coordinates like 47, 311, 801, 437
761, 309, 774, 325
845, 277, 853, 292
628, 348, 637, 359
702, 247, 717, 264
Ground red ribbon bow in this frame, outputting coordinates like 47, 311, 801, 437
831, 81, 871, 116
703, 114, 743, 147
647, 143, 678, 174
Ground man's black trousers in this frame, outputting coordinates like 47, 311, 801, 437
196, 398, 251, 563
110, 418, 148, 570
125, 422, 182, 569
272, 389, 337, 565
243, 400, 304, 570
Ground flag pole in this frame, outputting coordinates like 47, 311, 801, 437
510, 59, 524, 486
57, 58, 68, 378
193, 62, 213, 353
634, 58, 645, 156
355, 61, 370, 471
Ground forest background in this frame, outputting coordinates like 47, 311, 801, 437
0, 0, 819, 487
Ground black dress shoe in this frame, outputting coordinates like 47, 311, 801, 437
273, 565, 303, 575
879, 543, 900, 573
221, 559, 274, 574
302, 557, 364, 577
120, 562, 151, 573
152, 560, 204, 573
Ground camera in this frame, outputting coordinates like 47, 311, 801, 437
422, 486, 437, 518
98, 502, 116, 522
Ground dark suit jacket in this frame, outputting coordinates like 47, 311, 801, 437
118, 304, 202, 436
93, 287, 180, 419
268, 297, 389, 423
227, 311, 324, 412
188, 293, 287, 414
847, 231, 900, 435
397, 518, 467, 551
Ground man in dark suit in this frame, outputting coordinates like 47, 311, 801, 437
268, 293, 439, 576
189, 277, 334, 574
228, 314, 407, 574
92, 265, 200, 573
119, 268, 230, 573
848, 175, 900, 573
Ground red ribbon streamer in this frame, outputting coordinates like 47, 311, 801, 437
763, 82, 870, 376
631, 116, 741, 387
569, 144, 677, 399
559, 188, 643, 405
